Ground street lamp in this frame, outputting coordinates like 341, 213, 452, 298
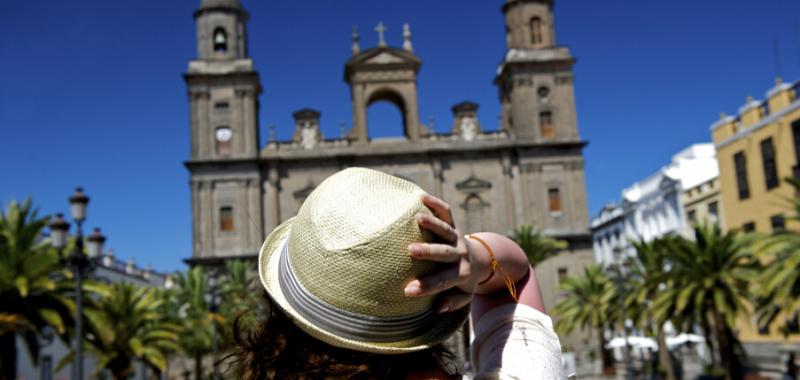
48, 187, 105, 380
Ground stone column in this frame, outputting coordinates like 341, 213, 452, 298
405, 84, 421, 141
239, 179, 250, 254
249, 178, 264, 248
350, 84, 368, 144
232, 89, 244, 157
203, 181, 215, 258
267, 165, 281, 231
195, 91, 211, 157
431, 159, 443, 199
240, 89, 257, 157
189, 92, 199, 158
501, 154, 516, 231
191, 180, 202, 256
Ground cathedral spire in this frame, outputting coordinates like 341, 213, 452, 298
402, 23, 413, 52
352, 26, 361, 55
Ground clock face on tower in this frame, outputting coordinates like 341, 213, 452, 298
215, 127, 232, 142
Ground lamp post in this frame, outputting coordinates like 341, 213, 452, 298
48, 188, 106, 380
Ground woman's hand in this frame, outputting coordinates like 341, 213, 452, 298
404, 194, 492, 313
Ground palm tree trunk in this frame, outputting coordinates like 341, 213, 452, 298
712, 308, 740, 380
701, 317, 716, 366
0, 333, 16, 380
657, 324, 677, 380
194, 353, 203, 380
598, 327, 615, 375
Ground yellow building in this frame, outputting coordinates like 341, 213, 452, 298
711, 78, 800, 351
682, 175, 724, 230
712, 78, 800, 233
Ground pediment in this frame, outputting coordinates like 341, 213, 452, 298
456, 175, 492, 192
347, 47, 421, 67
366, 52, 404, 64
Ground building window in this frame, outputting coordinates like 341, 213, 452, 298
687, 210, 696, 223
215, 127, 232, 156
214, 101, 230, 110
792, 119, 800, 167
771, 214, 785, 231
734, 151, 750, 200
540, 111, 555, 139
742, 221, 755, 233
219, 206, 234, 232
213, 27, 228, 52
548, 187, 562, 213
529, 17, 543, 46
760, 137, 779, 190
557, 267, 568, 284
708, 201, 719, 225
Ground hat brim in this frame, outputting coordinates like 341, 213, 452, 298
258, 218, 470, 355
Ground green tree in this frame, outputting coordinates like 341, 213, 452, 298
59, 283, 179, 380
754, 177, 800, 336
171, 267, 214, 380
653, 223, 758, 380
509, 224, 567, 267
218, 260, 259, 342
0, 199, 75, 380
629, 238, 677, 380
552, 264, 616, 374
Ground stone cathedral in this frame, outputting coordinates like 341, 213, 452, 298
184, 0, 595, 345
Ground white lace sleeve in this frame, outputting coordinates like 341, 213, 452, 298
470, 303, 568, 379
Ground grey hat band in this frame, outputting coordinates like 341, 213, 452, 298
278, 242, 435, 342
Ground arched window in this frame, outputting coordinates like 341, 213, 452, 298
464, 195, 487, 233
530, 17, 543, 46
540, 111, 555, 139
213, 27, 228, 52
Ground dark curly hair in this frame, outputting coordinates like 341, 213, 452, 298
226, 291, 458, 379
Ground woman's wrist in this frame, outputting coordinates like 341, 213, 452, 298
466, 236, 494, 290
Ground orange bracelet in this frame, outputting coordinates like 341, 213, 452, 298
467, 235, 518, 302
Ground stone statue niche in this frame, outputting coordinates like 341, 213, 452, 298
451, 101, 482, 142
292, 108, 324, 149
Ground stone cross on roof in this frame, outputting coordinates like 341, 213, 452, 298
375, 21, 387, 47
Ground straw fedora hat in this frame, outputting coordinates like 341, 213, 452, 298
258, 167, 469, 354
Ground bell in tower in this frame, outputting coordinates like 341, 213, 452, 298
496, 0, 580, 141
194, 0, 249, 61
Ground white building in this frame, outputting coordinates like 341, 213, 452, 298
591, 143, 719, 265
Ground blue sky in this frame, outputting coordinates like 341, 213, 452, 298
1, 0, 799, 272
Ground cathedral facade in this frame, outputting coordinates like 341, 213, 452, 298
184, 0, 595, 340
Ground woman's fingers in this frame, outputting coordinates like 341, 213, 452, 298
436, 290, 474, 313
416, 213, 458, 244
405, 262, 470, 297
409, 242, 462, 263
422, 194, 454, 227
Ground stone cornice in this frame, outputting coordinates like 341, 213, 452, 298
259, 138, 587, 162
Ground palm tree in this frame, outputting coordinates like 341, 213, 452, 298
171, 267, 214, 380
552, 264, 616, 374
754, 177, 800, 335
629, 238, 676, 380
218, 260, 259, 342
58, 283, 179, 380
0, 199, 75, 380
509, 224, 567, 267
653, 223, 758, 380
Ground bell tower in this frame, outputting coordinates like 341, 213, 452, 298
496, 0, 579, 141
185, 0, 264, 264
